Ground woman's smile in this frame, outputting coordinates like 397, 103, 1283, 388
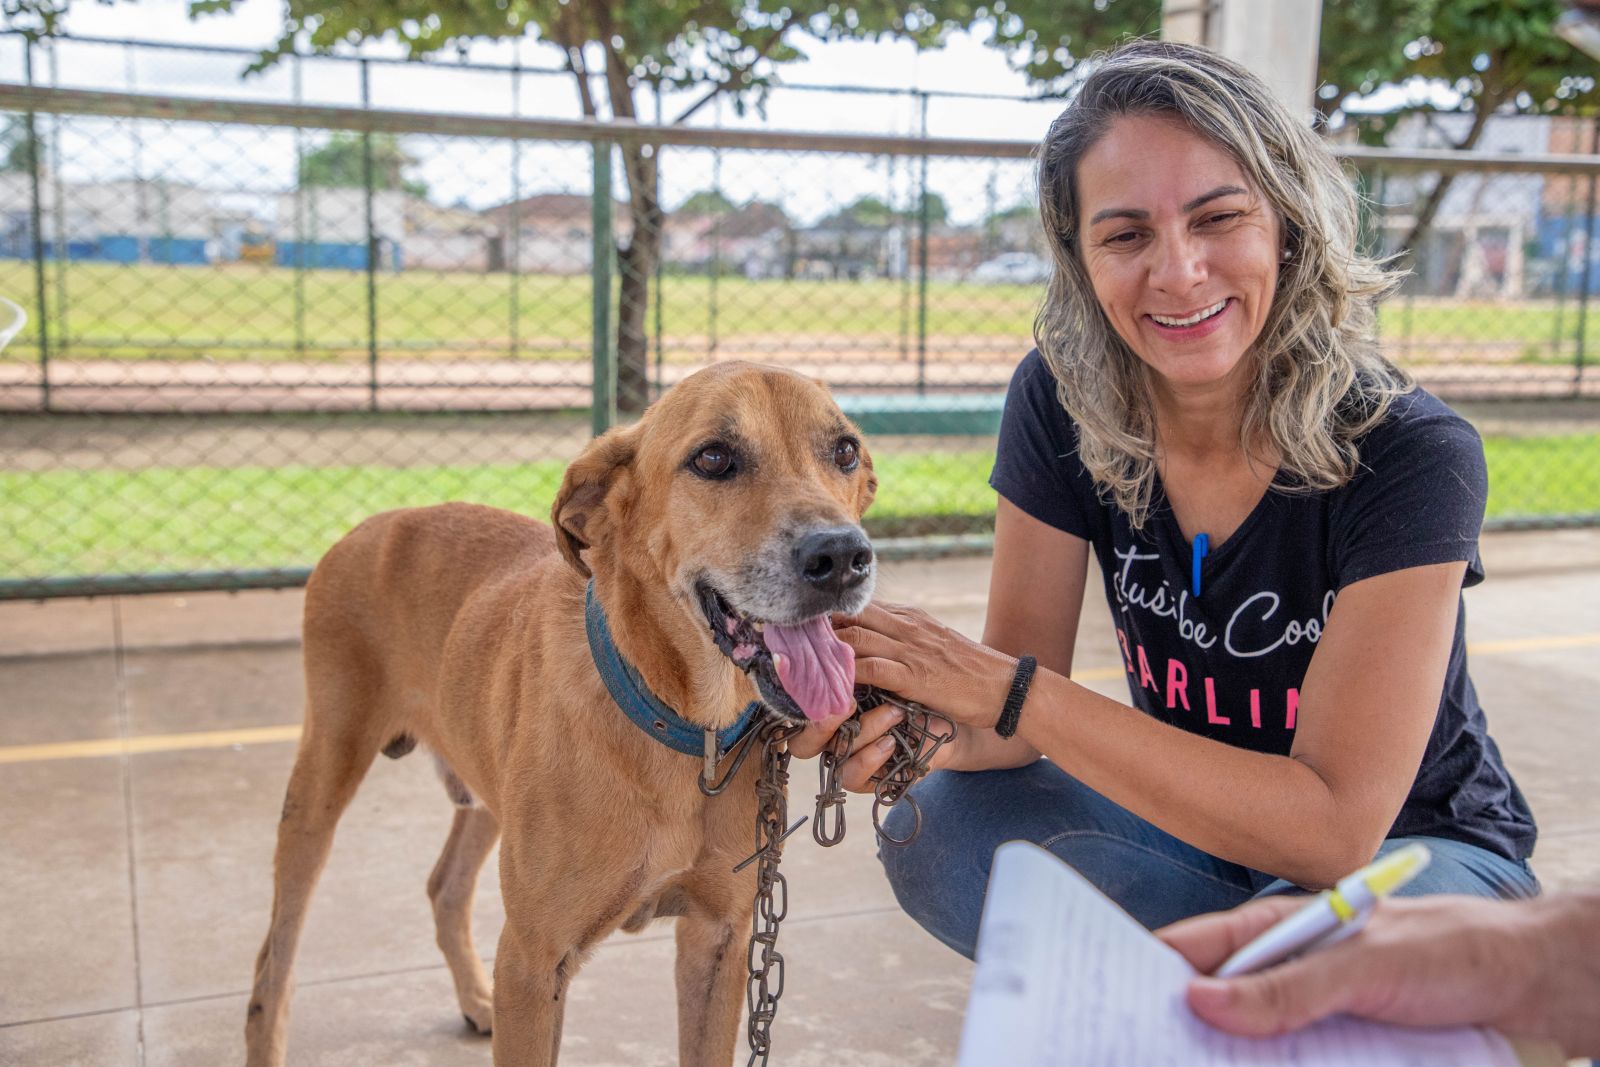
1147, 297, 1233, 336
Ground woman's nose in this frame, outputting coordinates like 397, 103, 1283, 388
1147, 231, 1207, 293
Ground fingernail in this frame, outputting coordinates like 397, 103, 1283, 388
876, 736, 896, 753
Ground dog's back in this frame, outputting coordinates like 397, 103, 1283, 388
307, 502, 555, 655
297, 503, 563, 793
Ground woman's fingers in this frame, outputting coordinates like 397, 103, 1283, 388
1157, 895, 1307, 974
786, 695, 905, 771
851, 655, 913, 696
839, 731, 900, 793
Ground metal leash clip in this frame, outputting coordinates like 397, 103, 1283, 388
814, 685, 957, 849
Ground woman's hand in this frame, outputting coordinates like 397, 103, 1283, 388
833, 601, 1020, 729
784, 699, 910, 792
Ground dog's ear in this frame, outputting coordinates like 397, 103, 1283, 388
552, 426, 638, 577
854, 440, 877, 517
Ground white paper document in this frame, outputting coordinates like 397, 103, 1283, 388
957, 841, 1521, 1067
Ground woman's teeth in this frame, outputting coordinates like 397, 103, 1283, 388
1151, 299, 1228, 327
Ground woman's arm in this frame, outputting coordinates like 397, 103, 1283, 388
942, 497, 1090, 772
844, 559, 1468, 888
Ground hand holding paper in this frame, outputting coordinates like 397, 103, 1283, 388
957, 842, 1529, 1066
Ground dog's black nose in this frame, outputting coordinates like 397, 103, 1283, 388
794, 527, 874, 596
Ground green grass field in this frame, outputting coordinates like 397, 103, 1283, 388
2, 260, 1592, 362
0, 260, 1041, 360
3, 438, 1594, 580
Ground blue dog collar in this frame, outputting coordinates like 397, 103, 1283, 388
584, 580, 764, 759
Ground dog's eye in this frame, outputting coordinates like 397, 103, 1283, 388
834, 438, 860, 471
692, 444, 735, 478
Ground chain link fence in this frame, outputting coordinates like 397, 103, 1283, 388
2, 36, 1597, 599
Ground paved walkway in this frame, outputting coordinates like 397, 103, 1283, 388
2, 533, 1598, 1065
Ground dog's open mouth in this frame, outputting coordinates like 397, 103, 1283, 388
696, 582, 855, 722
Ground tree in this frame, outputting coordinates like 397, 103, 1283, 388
675, 188, 738, 215
298, 132, 429, 198
914, 190, 949, 226
0, 114, 46, 173
951, 0, 1160, 88
1395, 0, 1600, 252
190, 1, 980, 414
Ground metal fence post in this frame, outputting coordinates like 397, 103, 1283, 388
46, 39, 68, 363
710, 98, 723, 360
592, 140, 617, 435
1568, 115, 1593, 396
1579, 116, 1600, 394
509, 61, 521, 361
292, 55, 307, 358
361, 59, 379, 411
22, 40, 50, 410
916, 91, 930, 396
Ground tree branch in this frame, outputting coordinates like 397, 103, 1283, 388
552, 8, 599, 118
667, 11, 803, 127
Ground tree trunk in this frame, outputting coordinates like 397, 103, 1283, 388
1400, 92, 1505, 258
615, 149, 660, 415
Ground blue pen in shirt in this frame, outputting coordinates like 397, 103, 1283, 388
1191, 532, 1209, 598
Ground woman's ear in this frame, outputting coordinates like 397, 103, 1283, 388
551, 426, 639, 577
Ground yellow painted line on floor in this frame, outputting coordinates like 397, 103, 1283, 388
1468, 633, 1600, 656
0, 724, 302, 765
1, 632, 1595, 766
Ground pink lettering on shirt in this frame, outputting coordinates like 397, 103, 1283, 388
1137, 644, 1158, 693
1166, 658, 1190, 711
1204, 676, 1230, 726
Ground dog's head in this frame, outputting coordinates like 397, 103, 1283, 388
552, 362, 877, 722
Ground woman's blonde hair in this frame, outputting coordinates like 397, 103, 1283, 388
1034, 39, 1410, 528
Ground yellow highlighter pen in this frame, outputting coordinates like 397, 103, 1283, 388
1213, 843, 1432, 978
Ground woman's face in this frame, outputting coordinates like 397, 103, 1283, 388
1076, 113, 1282, 399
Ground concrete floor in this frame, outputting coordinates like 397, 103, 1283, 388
1, 532, 1597, 1066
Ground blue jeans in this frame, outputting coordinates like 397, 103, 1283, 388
877, 760, 1540, 960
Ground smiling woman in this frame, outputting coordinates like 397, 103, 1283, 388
790, 40, 1542, 958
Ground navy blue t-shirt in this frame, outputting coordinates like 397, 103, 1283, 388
990, 350, 1536, 863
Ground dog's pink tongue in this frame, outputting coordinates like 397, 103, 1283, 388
763, 615, 855, 721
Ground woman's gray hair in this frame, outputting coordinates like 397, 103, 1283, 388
1034, 39, 1410, 529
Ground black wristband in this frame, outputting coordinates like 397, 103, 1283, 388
994, 655, 1036, 738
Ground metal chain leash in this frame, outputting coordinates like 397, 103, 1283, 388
815, 685, 958, 850
736, 717, 804, 1067
704, 687, 957, 1066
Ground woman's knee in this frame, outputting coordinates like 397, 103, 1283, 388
1388, 837, 1540, 901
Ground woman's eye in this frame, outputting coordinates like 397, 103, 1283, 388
1203, 212, 1242, 226
692, 445, 734, 478
1107, 231, 1140, 245
834, 438, 860, 471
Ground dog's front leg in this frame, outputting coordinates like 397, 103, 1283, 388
490, 925, 572, 1067
675, 908, 753, 1067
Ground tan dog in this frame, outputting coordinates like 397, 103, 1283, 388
244, 362, 877, 1066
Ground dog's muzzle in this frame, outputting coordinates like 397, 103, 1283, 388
696, 524, 875, 724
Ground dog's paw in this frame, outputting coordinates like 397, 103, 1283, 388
461, 999, 493, 1036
